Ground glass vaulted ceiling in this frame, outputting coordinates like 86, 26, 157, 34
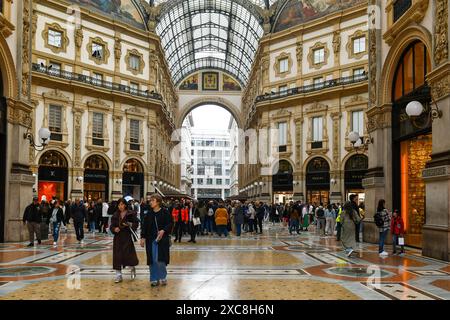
154, 0, 267, 86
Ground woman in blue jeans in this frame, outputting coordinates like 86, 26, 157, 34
47, 200, 64, 247
140, 194, 173, 287
377, 199, 391, 257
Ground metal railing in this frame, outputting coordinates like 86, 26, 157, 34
254, 73, 368, 103
32, 63, 175, 129
32, 63, 163, 100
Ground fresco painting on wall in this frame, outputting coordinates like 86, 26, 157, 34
179, 74, 199, 90
274, 0, 365, 33
202, 72, 219, 91
223, 74, 241, 91
69, 0, 144, 28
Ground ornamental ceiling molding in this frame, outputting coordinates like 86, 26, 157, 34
434, 0, 448, 66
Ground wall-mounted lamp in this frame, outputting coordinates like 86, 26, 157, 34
24, 126, 51, 151
116, 179, 122, 185
330, 178, 337, 185
293, 180, 300, 186
405, 100, 442, 129
348, 130, 373, 149
159, 181, 163, 186
259, 182, 264, 186
76, 176, 83, 183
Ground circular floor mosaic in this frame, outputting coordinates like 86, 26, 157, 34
326, 266, 392, 278
0, 266, 55, 277
61, 244, 111, 251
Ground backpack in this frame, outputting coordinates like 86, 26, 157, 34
208, 208, 214, 216
374, 211, 384, 227
317, 208, 324, 218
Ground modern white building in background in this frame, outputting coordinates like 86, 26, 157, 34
228, 117, 239, 197
190, 124, 234, 200
180, 113, 194, 196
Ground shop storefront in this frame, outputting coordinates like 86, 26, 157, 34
392, 41, 432, 249
38, 150, 68, 202
0, 80, 6, 242
272, 160, 293, 204
306, 157, 330, 205
84, 155, 109, 202
122, 159, 144, 200
344, 154, 368, 203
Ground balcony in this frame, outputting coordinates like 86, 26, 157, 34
255, 74, 368, 103
32, 63, 175, 129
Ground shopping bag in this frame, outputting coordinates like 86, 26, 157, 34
398, 237, 405, 246
193, 217, 201, 226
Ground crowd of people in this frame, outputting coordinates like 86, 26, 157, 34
22, 193, 405, 286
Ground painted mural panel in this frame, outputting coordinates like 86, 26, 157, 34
274, 0, 366, 33
223, 74, 241, 91
202, 72, 219, 91
68, 0, 145, 29
179, 74, 199, 90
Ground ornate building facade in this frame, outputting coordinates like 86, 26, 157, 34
363, 0, 450, 260
30, 0, 178, 207
239, 1, 370, 206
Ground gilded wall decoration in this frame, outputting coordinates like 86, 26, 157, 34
22, 0, 31, 97
434, 0, 448, 66
179, 74, 199, 90
369, 28, 377, 107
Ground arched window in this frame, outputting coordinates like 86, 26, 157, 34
393, 41, 431, 102
84, 155, 108, 170
345, 154, 368, 171
276, 160, 293, 174
123, 159, 143, 173
39, 150, 68, 167
306, 157, 330, 173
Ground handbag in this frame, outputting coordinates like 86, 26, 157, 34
193, 217, 201, 226
398, 236, 405, 246
154, 215, 171, 247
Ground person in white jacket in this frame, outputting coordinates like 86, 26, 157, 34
101, 202, 109, 234
248, 203, 257, 234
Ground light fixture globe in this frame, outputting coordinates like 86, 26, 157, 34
406, 100, 424, 117
38, 127, 51, 145
348, 131, 360, 144
354, 139, 363, 148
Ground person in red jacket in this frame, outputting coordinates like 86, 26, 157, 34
172, 204, 188, 243
390, 209, 405, 255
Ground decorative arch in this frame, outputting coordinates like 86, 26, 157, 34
270, 157, 295, 175
120, 157, 146, 173
36, 148, 72, 168
176, 96, 243, 129
341, 151, 368, 171
0, 35, 18, 98
83, 153, 111, 171
302, 154, 332, 173
38, 150, 68, 167
379, 25, 433, 107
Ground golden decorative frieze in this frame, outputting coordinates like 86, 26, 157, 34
434, 0, 448, 66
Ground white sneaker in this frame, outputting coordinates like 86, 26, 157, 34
347, 249, 354, 257
53, 242, 57, 246
80, 240, 84, 244
379, 251, 388, 256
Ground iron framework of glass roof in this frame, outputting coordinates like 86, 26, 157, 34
154, 0, 267, 86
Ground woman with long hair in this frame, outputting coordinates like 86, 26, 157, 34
110, 198, 139, 283
340, 201, 361, 257
376, 199, 391, 257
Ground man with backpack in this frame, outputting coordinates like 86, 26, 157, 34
315, 203, 326, 236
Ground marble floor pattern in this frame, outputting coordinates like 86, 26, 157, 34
0, 224, 450, 300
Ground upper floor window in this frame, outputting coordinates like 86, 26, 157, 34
49, 105, 62, 141
130, 82, 139, 94
216, 179, 222, 185
278, 122, 287, 146
353, 36, 366, 55
353, 68, 365, 76
313, 48, 325, 65
312, 117, 323, 142
197, 178, 203, 185
352, 111, 364, 136
279, 58, 288, 73
130, 119, 140, 150
225, 179, 230, 185
206, 178, 213, 185
394, 0, 412, 23
49, 62, 61, 76
129, 54, 141, 71
93, 72, 103, 86
313, 77, 324, 88
48, 29, 62, 48
92, 42, 104, 60
279, 85, 288, 94
92, 112, 104, 146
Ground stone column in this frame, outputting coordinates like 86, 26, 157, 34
5, 100, 35, 242
330, 112, 343, 203
421, 10, 449, 260
111, 114, 123, 199
71, 105, 84, 199
294, 113, 304, 200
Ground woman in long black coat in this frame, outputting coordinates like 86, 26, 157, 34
140, 194, 173, 287
110, 198, 139, 283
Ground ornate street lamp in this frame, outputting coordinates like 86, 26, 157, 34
405, 100, 442, 129
24, 126, 51, 151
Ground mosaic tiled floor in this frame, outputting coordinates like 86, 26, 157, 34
1, 224, 450, 300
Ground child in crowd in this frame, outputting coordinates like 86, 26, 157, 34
390, 209, 405, 255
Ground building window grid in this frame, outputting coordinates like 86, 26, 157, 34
312, 117, 323, 142
353, 36, 366, 55
313, 48, 325, 64
130, 119, 140, 150
48, 29, 62, 48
